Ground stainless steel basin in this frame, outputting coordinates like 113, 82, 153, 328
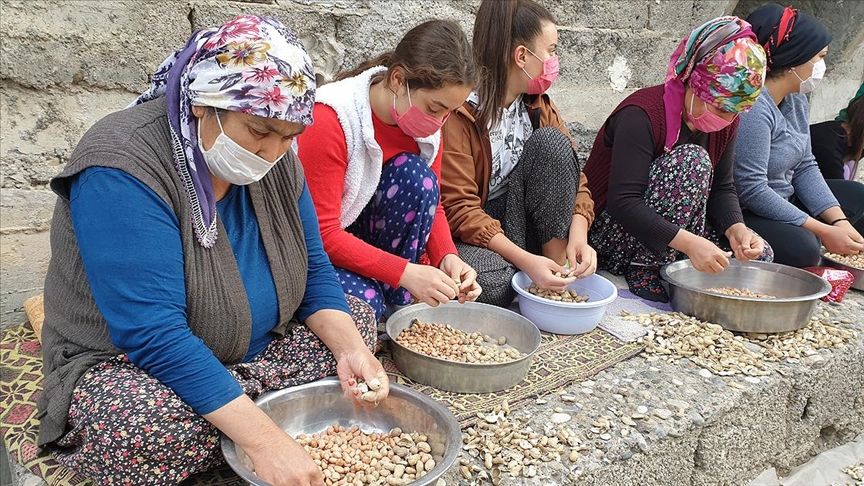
661, 259, 831, 333
385, 301, 542, 393
221, 377, 460, 485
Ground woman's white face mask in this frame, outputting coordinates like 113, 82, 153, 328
198, 110, 277, 185
794, 59, 826, 95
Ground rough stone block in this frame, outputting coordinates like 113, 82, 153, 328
775, 349, 864, 473
548, 0, 649, 31
0, 231, 50, 329
289, 0, 368, 6
555, 87, 630, 133
692, 379, 793, 483
556, 28, 680, 91
0, 189, 56, 232
0, 83, 137, 189
335, 0, 477, 76
190, 0, 346, 82
648, 0, 738, 35
0, 0, 190, 91
579, 434, 700, 485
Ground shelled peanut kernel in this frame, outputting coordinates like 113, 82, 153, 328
526, 284, 589, 303
396, 319, 524, 363
704, 287, 776, 299
294, 424, 436, 486
824, 251, 864, 270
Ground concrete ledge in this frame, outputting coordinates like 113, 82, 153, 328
436, 291, 864, 485
6, 292, 862, 485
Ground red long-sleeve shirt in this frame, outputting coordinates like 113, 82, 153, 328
297, 103, 458, 289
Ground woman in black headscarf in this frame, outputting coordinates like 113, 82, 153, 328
734, 4, 864, 268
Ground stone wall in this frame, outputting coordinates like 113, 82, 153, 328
1, 0, 862, 328
733, 0, 864, 122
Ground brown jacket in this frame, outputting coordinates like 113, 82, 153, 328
441, 94, 594, 247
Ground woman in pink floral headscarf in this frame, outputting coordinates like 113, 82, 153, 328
39, 15, 386, 485
583, 16, 772, 303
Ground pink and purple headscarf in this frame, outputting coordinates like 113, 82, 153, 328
662, 16, 766, 152
130, 15, 316, 248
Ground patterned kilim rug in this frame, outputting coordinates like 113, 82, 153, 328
0, 324, 245, 486
379, 328, 645, 428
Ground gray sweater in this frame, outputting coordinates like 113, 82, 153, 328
39, 98, 309, 446
734, 87, 838, 225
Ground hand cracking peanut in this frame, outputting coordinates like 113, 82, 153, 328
347, 375, 383, 405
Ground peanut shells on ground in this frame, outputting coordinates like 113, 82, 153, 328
631, 311, 856, 376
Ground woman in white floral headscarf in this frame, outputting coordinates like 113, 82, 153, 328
39, 15, 385, 486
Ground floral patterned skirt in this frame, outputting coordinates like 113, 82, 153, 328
53, 295, 377, 485
590, 143, 772, 274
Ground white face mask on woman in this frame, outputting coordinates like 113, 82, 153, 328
197, 110, 277, 185
795, 59, 826, 95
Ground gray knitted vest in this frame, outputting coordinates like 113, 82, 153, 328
38, 98, 308, 446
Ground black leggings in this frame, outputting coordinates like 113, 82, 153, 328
743, 179, 864, 268
456, 127, 580, 307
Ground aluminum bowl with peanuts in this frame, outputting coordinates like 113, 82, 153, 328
221, 377, 461, 486
385, 301, 542, 393
661, 259, 831, 333
510, 271, 618, 335
821, 250, 864, 291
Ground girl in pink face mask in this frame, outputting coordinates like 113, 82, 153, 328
297, 20, 483, 321
440, 0, 596, 309
685, 89, 739, 134
583, 16, 773, 303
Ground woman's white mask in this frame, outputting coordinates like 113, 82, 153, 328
795, 59, 826, 95
198, 110, 277, 186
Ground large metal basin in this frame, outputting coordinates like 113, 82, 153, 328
221, 377, 460, 486
821, 252, 864, 291
661, 259, 831, 333
385, 301, 542, 393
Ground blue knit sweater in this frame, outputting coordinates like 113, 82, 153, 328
734, 87, 838, 225
70, 167, 349, 415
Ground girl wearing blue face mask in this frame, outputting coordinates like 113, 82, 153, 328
297, 20, 482, 321
735, 4, 864, 268
440, 0, 597, 309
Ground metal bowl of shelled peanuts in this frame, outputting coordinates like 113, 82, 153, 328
661, 259, 831, 333
385, 301, 542, 393
221, 377, 460, 486
821, 250, 864, 291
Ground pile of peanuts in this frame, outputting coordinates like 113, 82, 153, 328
396, 319, 524, 363
635, 312, 773, 376
824, 251, 864, 270
348, 376, 382, 404
632, 310, 857, 376
526, 284, 590, 303
459, 402, 569, 484
844, 461, 864, 481
295, 424, 437, 486
704, 286, 776, 299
